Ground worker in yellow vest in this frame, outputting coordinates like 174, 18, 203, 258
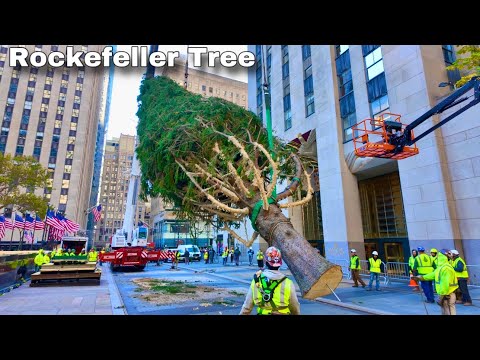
240, 246, 300, 315
430, 248, 439, 269
413, 246, 435, 303
222, 247, 229, 266
366, 251, 382, 291
42, 251, 51, 264
88, 248, 98, 262
414, 249, 458, 315
99, 248, 106, 266
349, 249, 366, 288
256, 249, 264, 269
408, 249, 420, 291
34, 249, 44, 272
203, 249, 209, 264
450, 250, 472, 306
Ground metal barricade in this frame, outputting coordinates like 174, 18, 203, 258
385, 262, 410, 284
329, 259, 351, 279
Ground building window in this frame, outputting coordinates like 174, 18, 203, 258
442, 45, 461, 85
284, 93, 292, 130
335, 45, 357, 141
363, 45, 389, 119
304, 65, 315, 117
302, 45, 311, 61
201, 85, 206, 92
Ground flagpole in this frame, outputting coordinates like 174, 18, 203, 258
31, 214, 37, 250
9, 211, 15, 251
19, 215, 25, 250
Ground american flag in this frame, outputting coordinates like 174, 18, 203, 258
24, 214, 35, 231
4, 217, 13, 230
64, 217, 80, 233
92, 204, 102, 222
46, 210, 63, 230
0, 216, 5, 239
24, 231, 33, 244
14, 214, 25, 229
34, 215, 45, 230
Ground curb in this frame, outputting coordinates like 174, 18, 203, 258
102, 264, 127, 315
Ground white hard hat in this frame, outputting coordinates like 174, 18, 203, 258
450, 249, 459, 255
372, 251, 378, 256
350, 249, 356, 253
250, 247, 253, 250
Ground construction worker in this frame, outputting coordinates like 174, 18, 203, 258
88, 248, 98, 263
450, 250, 472, 306
56, 248, 63, 257
34, 249, 44, 272
247, 247, 254, 266
414, 249, 458, 315
43, 251, 51, 264
68, 248, 76, 256
229, 247, 234, 263
408, 249, 420, 291
222, 247, 229, 265
203, 249, 209, 264
51, 249, 56, 258
99, 247, 106, 266
413, 246, 435, 303
349, 249, 366, 288
256, 249, 264, 269
430, 248, 439, 269
239, 246, 300, 315
366, 251, 382, 291
175, 250, 181, 269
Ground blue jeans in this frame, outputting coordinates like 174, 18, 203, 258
368, 272, 380, 290
420, 280, 434, 302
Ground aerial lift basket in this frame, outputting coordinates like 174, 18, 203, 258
352, 113, 419, 160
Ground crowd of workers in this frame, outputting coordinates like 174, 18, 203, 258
33, 247, 105, 272
349, 246, 473, 315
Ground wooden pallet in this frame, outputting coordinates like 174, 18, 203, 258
40, 263, 97, 272
30, 269, 101, 286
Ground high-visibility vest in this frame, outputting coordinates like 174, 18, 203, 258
434, 263, 458, 296
256, 252, 264, 260
34, 253, 44, 266
222, 250, 228, 258
408, 256, 416, 272
350, 255, 361, 270
43, 255, 50, 264
203, 252, 208, 260
251, 275, 292, 315
88, 251, 97, 262
369, 258, 381, 273
453, 257, 469, 278
415, 253, 433, 275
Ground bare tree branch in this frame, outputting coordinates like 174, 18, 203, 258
221, 225, 259, 248
279, 168, 314, 209
277, 153, 303, 201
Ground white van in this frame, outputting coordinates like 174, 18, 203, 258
175, 245, 201, 262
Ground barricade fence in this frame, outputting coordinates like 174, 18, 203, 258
330, 258, 479, 288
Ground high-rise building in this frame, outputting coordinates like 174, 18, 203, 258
151, 60, 248, 248
96, 134, 150, 248
86, 45, 116, 248
0, 45, 106, 231
248, 45, 480, 268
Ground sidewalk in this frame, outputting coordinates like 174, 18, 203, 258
0, 264, 125, 315
177, 261, 480, 315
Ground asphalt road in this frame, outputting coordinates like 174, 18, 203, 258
112, 261, 367, 315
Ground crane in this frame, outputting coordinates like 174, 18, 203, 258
353, 76, 480, 160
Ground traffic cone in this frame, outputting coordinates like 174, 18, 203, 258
409, 276, 420, 291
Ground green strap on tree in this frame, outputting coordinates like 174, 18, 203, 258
250, 197, 276, 231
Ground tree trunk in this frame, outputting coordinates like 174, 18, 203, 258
255, 204, 342, 299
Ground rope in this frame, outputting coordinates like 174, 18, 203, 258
249, 197, 276, 231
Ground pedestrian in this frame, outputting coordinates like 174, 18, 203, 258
408, 249, 420, 291
203, 249, 209, 264
234, 245, 241, 266
209, 248, 215, 264
229, 247, 234, 263
256, 249, 264, 269
239, 246, 300, 315
174, 250, 181, 269
450, 249, 472, 306
366, 251, 383, 291
414, 249, 458, 315
184, 248, 190, 265
247, 247, 254, 266
430, 248, 438, 269
413, 246, 435, 303
222, 247, 228, 265
349, 249, 366, 288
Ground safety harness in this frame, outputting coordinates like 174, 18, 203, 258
253, 271, 287, 313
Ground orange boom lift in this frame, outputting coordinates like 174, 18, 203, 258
353, 76, 479, 160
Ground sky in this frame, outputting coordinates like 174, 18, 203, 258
107, 45, 248, 139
